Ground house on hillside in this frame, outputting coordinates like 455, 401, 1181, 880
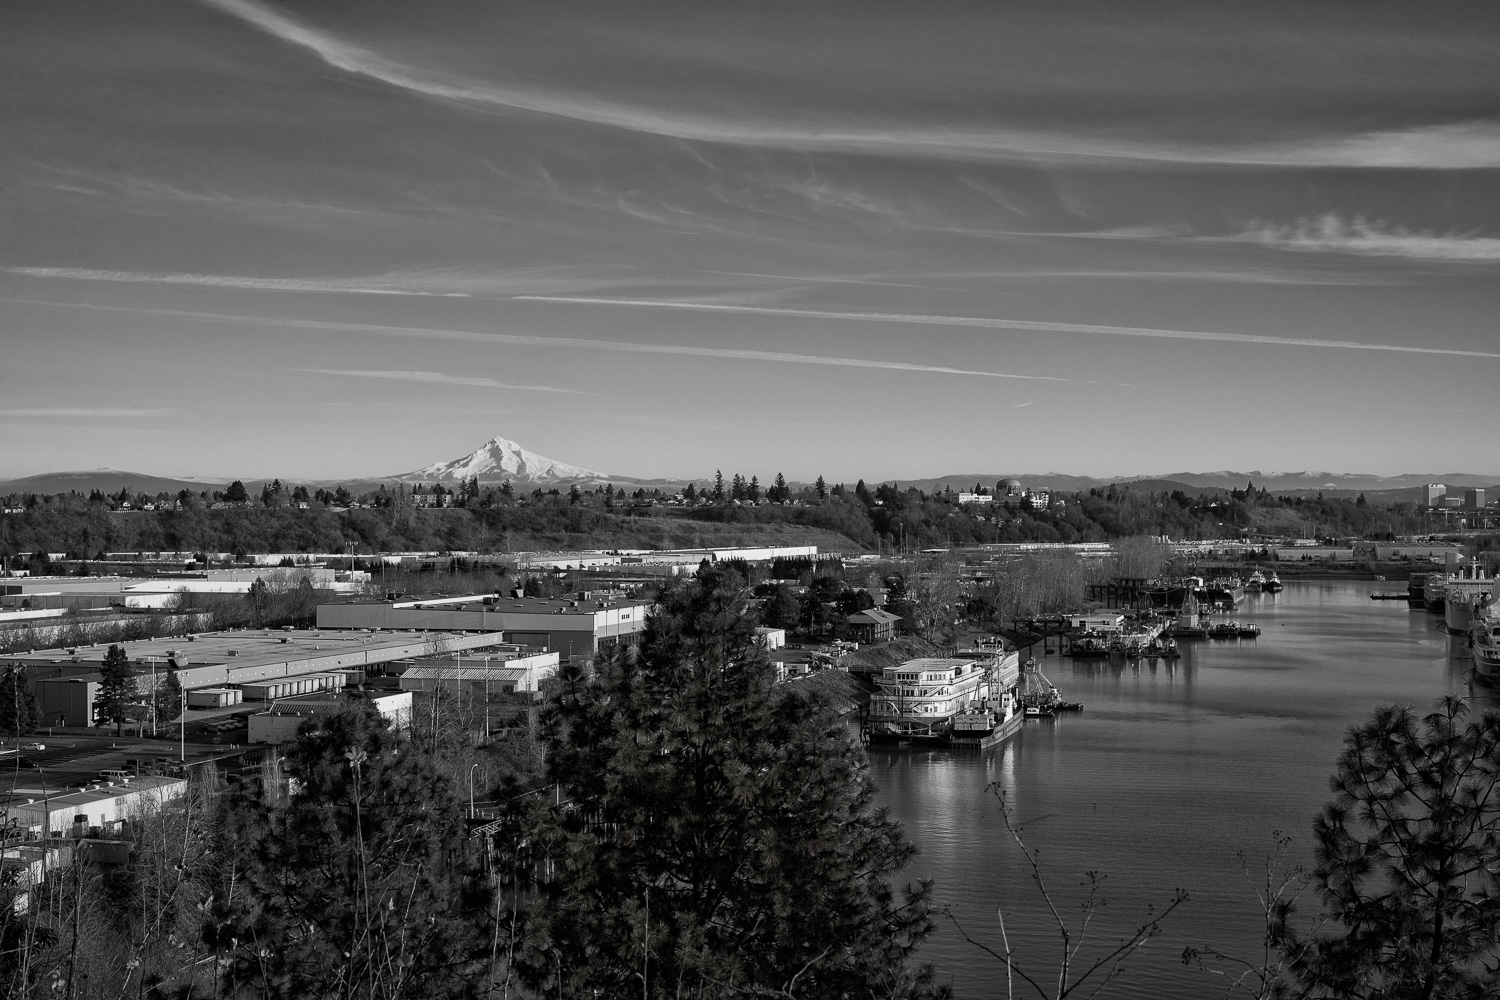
847, 608, 901, 643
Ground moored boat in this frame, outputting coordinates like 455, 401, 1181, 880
866, 652, 1023, 749
1262, 573, 1283, 593
1407, 572, 1427, 608
1425, 576, 1448, 613
1471, 612, 1500, 686
1444, 566, 1495, 635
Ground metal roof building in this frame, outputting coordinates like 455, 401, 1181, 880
317, 595, 652, 662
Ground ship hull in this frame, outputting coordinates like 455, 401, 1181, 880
1473, 635, 1500, 686
1447, 601, 1477, 635
868, 711, 1023, 750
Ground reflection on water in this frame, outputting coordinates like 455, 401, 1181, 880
870, 581, 1476, 998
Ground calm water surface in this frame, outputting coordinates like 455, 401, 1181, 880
870, 580, 1485, 999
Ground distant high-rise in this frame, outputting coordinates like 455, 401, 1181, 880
1465, 488, 1486, 510
1424, 483, 1447, 507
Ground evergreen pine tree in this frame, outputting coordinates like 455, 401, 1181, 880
97, 644, 135, 735
0, 665, 40, 736
206, 707, 494, 999
1267, 698, 1500, 998
759, 583, 802, 630
712, 469, 725, 502
154, 664, 183, 727
498, 570, 942, 998
815, 474, 827, 499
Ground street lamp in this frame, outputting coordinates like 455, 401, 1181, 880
468, 762, 480, 820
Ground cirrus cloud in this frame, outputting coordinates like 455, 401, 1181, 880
1226, 214, 1500, 261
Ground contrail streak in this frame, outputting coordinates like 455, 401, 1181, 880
4, 298, 1087, 384
515, 296, 1500, 360
5, 266, 469, 297
300, 369, 580, 394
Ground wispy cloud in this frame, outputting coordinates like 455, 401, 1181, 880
1223, 214, 1500, 261
6, 298, 1088, 384
0, 408, 177, 418
197, 0, 1500, 169
5, 267, 471, 297
299, 369, 580, 394
515, 295, 1500, 360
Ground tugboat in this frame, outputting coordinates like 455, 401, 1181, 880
1246, 569, 1267, 591
1020, 657, 1083, 716
1262, 573, 1284, 593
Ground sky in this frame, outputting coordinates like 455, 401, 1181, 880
3, 0, 1499, 483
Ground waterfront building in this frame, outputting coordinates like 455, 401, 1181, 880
846, 608, 901, 643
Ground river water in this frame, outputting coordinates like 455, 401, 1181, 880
869, 580, 1486, 999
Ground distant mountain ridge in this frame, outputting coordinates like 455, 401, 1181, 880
3, 444, 1497, 498
893, 470, 1500, 495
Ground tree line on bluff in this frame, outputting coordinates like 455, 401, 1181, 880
0, 479, 1430, 562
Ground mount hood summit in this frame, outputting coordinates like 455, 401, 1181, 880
399, 435, 604, 484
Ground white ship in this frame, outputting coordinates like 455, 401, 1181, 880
867, 651, 1021, 746
1471, 611, 1500, 686
1444, 566, 1494, 635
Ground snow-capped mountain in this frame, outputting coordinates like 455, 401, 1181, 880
399, 435, 605, 484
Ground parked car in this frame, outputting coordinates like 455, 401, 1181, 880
21, 742, 45, 751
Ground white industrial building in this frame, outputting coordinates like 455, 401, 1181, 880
397, 649, 559, 695
318, 595, 651, 662
0, 776, 188, 838
5, 629, 513, 727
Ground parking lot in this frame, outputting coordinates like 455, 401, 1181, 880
1, 730, 263, 792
